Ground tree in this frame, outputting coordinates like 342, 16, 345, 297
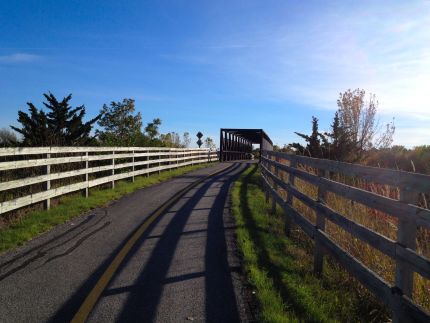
204, 137, 216, 149
10, 103, 49, 146
196, 131, 203, 148
145, 118, 162, 141
160, 132, 182, 147
280, 144, 295, 153
0, 128, 19, 147
273, 144, 294, 153
290, 116, 326, 158
182, 132, 191, 148
96, 99, 142, 146
11, 93, 100, 146
290, 89, 396, 162
324, 111, 353, 160
375, 119, 396, 149
337, 89, 375, 156
336, 88, 395, 161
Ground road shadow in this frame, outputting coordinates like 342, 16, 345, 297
204, 163, 248, 322
50, 162, 244, 322
116, 162, 245, 322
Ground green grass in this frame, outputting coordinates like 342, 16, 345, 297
231, 164, 387, 323
0, 163, 214, 254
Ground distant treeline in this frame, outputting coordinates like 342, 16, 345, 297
0, 93, 216, 149
364, 145, 430, 174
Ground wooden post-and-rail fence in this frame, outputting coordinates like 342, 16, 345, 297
0, 147, 217, 216
261, 150, 430, 323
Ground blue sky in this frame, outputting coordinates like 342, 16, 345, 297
1, 0, 429, 147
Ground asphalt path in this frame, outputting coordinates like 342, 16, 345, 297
0, 161, 254, 323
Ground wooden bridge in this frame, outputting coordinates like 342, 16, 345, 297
219, 128, 273, 161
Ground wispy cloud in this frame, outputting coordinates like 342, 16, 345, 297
0, 53, 40, 63
249, 3, 430, 119
177, 1, 430, 120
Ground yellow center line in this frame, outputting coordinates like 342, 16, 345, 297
71, 163, 233, 323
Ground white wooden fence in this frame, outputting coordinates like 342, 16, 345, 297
0, 147, 217, 215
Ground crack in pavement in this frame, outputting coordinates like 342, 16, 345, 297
0, 210, 108, 270
43, 221, 111, 265
0, 219, 111, 281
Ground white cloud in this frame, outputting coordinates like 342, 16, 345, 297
0, 53, 40, 63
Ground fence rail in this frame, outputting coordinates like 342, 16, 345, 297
261, 150, 430, 323
0, 147, 217, 215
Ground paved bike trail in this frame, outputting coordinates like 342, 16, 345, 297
0, 162, 253, 323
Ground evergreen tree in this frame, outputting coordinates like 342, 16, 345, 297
44, 93, 100, 145
324, 111, 352, 160
290, 117, 326, 158
11, 103, 49, 146
11, 93, 99, 146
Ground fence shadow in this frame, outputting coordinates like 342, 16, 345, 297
238, 164, 316, 321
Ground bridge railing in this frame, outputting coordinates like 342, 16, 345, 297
261, 150, 430, 323
0, 147, 217, 215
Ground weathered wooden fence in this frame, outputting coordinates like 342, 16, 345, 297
0, 147, 217, 215
261, 150, 430, 323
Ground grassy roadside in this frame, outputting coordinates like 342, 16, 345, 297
0, 162, 215, 254
231, 164, 387, 323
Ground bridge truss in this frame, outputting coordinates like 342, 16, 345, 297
219, 128, 273, 161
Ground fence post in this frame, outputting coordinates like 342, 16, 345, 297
44, 153, 51, 210
158, 151, 161, 175
177, 150, 179, 168
393, 187, 417, 323
85, 151, 89, 198
132, 150, 135, 182
314, 169, 329, 276
271, 155, 279, 214
265, 181, 270, 204
146, 151, 150, 177
285, 159, 297, 236
112, 151, 115, 189
261, 152, 270, 204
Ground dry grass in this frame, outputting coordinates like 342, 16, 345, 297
269, 158, 430, 312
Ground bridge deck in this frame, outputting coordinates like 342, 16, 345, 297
0, 162, 253, 322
